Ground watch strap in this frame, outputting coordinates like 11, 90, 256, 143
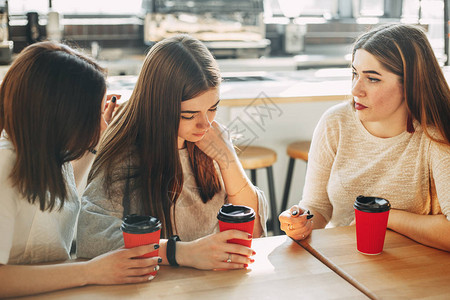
167, 235, 181, 267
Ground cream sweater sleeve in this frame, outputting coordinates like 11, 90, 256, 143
430, 141, 450, 220
299, 105, 339, 223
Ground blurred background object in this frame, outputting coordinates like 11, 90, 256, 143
3, 0, 447, 66
0, 0, 12, 64
46, 0, 62, 42
26, 12, 42, 44
142, 0, 270, 58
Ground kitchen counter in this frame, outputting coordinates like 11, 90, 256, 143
107, 68, 353, 106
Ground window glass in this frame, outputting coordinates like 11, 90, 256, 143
9, 0, 143, 15
359, 0, 384, 17
266, 0, 334, 17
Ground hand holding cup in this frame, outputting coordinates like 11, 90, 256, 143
176, 230, 255, 270
85, 244, 162, 285
121, 214, 162, 275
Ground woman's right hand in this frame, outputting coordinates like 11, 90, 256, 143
177, 230, 256, 270
84, 244, 161, 285
279, 205, 314, 240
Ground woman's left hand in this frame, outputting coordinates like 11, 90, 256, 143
195, 121, 235, 167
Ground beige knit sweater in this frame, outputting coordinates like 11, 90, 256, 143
300, 102, 450, 227
77, 148, 268, 258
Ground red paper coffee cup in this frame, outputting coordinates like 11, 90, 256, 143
217, 204, 255, 248
354, 195, 391, 255
121, 214, 161, 275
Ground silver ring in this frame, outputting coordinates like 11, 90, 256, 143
226, 253, 232, 263
302, 234, 305, 239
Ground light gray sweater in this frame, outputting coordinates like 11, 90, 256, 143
301, 102, 450, 226
77, 148, 268, 258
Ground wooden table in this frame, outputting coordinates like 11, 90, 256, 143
15, 236, 366, 300
298, 226, 450, 299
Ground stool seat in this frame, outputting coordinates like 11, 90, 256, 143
238, 146, 277, 170
286, 141, 311, 161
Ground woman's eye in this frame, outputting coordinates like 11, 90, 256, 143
368, 77, 380, 83
181, 115, 195, 120
352, 71, 358, 77
209, 107, 218, 112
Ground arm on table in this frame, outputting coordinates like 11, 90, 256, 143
388, 210, 450, 251
0, 244, 160, 298
388, 141, 450, 251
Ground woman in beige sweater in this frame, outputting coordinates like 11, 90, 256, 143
279, 24, 450, 251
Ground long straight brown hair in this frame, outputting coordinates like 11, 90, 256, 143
0, 42, 106, 211
89, 35, 222, 238
353, 24, 450, 146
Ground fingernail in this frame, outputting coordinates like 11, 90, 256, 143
291, 210, 298, 216
252, 250, 256, 256
154, 244, 160, 249
148, 275, 155, 281
248, 234, 253, 239
250, 258, 255, 263
158, 258, 162, 263
154, 265, 160, 271
112, 96, 116, 103
244, 264, 248, 268
307, 214, 314, 220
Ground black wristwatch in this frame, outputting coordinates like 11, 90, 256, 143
167, 235, 181, 267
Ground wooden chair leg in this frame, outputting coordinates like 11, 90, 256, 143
250, 169, 257, 185
266, 166, 279, 235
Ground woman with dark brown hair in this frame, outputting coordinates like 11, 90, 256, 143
77, 35, 268, 269
0, 42, 161, 298
279, 24, 450, 251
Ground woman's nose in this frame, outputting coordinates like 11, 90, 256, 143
351, 78, 366, 98
197, 113, 212, 129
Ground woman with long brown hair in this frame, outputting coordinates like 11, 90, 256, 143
77, 35, 268, 269
279, 24, 450, 251
0, 42, 161, 298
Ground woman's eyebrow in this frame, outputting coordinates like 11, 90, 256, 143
362, 70, 382, 76
352, 65, 382, 76
181, 100, 221, 113
210, 99, 221, 107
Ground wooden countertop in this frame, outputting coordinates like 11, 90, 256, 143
14, 236, 366, 300
298, 226, 450, 299
106, 68, 353, 107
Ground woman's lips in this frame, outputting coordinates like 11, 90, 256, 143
193, 132, 206, 137
355, 102, 368, 110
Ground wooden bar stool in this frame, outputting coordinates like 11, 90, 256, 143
237, 145, 279, 235
280, 140, 311, 214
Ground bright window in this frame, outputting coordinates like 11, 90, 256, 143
9, 0, 144, 15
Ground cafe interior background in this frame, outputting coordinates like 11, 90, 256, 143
1, 0, 448, 234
